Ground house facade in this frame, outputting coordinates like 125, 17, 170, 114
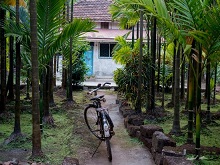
73, 0, 132, 78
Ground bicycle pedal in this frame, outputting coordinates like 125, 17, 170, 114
110, 131, 115, 136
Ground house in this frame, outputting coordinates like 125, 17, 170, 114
73, 0, 133, 78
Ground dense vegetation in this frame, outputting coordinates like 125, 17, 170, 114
1, 0, 220, 164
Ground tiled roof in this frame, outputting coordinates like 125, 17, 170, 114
83, 29, 147, 42
73, 0, 112, 22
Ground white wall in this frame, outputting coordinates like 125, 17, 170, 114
93, 42, 122, 78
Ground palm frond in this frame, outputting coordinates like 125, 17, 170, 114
49, 18, 96, 58
37, 0, 66, 52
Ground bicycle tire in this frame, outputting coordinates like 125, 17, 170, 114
84, 106, 102, 140
105, 138, 112, 162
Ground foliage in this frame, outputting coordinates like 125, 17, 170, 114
72, 55, 88, 86
61, 41, 90, 86
2, 1, 96, 73
113, 38, 148, 107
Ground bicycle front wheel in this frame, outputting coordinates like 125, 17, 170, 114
105, 138, 112, 162
84, 106, 102, 140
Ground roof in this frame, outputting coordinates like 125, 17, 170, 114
73, 0, 112, 22
84, 29, 141, 42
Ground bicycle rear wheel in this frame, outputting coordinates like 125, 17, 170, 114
105, 138, 112, 162
84, 106, 102, 139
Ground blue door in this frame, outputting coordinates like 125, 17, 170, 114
84, 50, 93, 76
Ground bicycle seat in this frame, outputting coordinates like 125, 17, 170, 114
90, 95, 104, 101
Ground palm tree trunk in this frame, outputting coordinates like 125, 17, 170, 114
180, 48, 185, 100
146, 16, 151, 111
213, 62, 218, 105
170, 40, 176, 107
171, 43, 181, 135
67, 0, 74, 101
49, 59, 55, 106
136, 9, 143, 113
25, 69, 30, 100
67, 0, 73, 101
185, 63, 190, 110
14, 0, 21, 134
53, 55, 57, 86
42, 68, 54, 125
187, 40, 195, 144
195, 44, 202, 159
6, 13, 14, 100
157, 36, 161, 93
61, 1, 68, 89
150, 17, 156, 111
205, 58, 211, 123
29, 0, 43, 157
162, 41, 166, 109
0, 8, 6, 114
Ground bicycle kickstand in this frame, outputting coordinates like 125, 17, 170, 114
92, 140, 102, 157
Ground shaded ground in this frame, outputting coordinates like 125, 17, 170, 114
81, 90, 155, 165
0, 89, 155, 165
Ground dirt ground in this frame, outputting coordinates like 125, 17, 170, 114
0, 90, 155, 165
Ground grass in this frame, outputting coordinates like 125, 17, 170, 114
150, 92, 220, 165
1, 88, 220, 164
0, 90, 88, 164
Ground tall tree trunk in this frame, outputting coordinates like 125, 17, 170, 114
53, 55, 56, 86
170, 41, 176, 107
30, 0, 43, 157
150, 17, 156, 111
49, 59, 55, 106
67, 0, 74, 101
162, 41, 166, 109
180, 48, 185, 100
157, 36, 161, 92
25, 69, 30, 100
157, 36, 161, 93
136, 9, 143, 113
187, 40, 195, 144
185, 63, 190, 110
213, 62, 218, 105
171, 43, 181, 135
195, 44, 202, 159
146, 16, 151, 111
205, 57, 211, 123
42, 67, 54, 125
61, 1, 68, 89
62, 62, 67, 88
0, 8, 6, 114
6, 13, 14, 100
14, 0, 21, 134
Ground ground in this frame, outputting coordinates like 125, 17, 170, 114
1, 86, 220, 164
0, 89, 155, 165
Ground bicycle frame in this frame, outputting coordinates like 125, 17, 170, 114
84, 82, 113, 161
97, 108, 111, 138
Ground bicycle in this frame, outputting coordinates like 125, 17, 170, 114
84, 82, 114, 162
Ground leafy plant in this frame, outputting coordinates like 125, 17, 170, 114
113, 41, 148, 107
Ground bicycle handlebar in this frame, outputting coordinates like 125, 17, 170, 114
87, 82, 111, 95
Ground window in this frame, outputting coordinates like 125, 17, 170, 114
100, 43, 115, 58
101, 22, 109, 29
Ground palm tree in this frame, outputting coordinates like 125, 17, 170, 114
202, 3, 220, 123
67, 0, 74, 101
0, 6, 6, 115
4, 0, 96, 125
13, 0, 22, 136
171, 43, 181, 135
29, 0, 43, 158
136, 9, 144, 113
6, 12, 14, 101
